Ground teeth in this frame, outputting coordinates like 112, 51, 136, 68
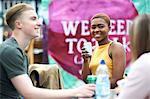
95, 34, 100, 37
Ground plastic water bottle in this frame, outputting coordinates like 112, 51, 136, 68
96, 59, 110, 99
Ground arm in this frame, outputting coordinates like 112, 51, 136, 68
11, 74, 95, 99
82, 58, 91, 83
110, 42, 126, 89
81, 47, 91, 83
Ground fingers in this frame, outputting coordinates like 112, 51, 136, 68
82, 53, 91, 58
76, 84, 96, 98
81, 84, 96, 98
81, 47, 91, 58
86, 84, 96, 91
81, 47, 88, 53
87, 84, 96, 87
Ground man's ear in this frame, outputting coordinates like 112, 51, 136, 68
15, 20, 22, 29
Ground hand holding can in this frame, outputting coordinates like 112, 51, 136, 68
87, 75, 96, 98
81, 42, 92, 61
83, 42, 92, 56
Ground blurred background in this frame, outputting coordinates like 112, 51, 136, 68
0, 0, 150, 89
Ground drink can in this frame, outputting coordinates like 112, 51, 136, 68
87, 75, 97, 98
84, 42, 92, 56
87, 75, 97, 84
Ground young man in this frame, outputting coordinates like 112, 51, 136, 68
0, 3, 95, 99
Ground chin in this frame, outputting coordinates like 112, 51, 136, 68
95, 38, 102, 42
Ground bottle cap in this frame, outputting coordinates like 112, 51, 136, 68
100, 59, 106, 64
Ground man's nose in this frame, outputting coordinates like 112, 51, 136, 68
37, 19, 42, 27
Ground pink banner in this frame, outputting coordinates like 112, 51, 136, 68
48, 0, 138, 78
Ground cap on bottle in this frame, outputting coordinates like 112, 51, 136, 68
100, 59, 106, 64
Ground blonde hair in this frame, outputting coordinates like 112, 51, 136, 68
5, 3, 34, 30
90, 13, 110, 26
130, 14, 150, 61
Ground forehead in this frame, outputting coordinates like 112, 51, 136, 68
91, 18, 107, 25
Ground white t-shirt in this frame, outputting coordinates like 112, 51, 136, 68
118, 53, 150, 99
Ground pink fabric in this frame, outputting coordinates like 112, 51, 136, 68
118, 53, 150, 99
48, 0, 138, 78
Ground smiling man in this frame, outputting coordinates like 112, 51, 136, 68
0, 3, 95, 99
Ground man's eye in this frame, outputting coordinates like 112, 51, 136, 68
32, 18, 36, 20
31, 17, 37, 20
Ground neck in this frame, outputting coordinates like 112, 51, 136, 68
11, 30, 31, 50
98, 37, 110, 46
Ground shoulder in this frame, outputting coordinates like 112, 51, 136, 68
135, 53, 150, 71
111, 41, 124, 49
2, 44, 17, 54
130, 53, 150, 78
0, 44, 23, 60
109, 41, 125, 54
128, 53, 150, 85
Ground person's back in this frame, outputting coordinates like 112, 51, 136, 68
118, 14, 150, 99
118, 53, 150, 99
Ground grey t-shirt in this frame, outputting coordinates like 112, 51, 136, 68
0, 37, 28, 99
